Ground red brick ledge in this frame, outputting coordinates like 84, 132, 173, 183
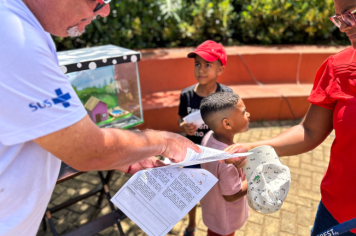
140, 45, 349, 61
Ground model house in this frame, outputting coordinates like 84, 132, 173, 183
84, 96, 109, 123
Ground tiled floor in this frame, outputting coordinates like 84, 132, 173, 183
37, 119, 332, 236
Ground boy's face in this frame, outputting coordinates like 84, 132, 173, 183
194, 55, 224, 85
226, 99, 250, 133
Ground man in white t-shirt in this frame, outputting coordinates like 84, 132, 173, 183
0, 0, 201, 235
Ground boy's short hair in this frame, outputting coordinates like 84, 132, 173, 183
200, 92, 240, 129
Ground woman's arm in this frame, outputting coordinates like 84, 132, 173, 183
225, 104, 334, 165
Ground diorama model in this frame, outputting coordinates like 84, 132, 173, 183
57, 45, 143, 129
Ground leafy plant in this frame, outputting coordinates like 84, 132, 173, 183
53, 0, 349, 51
235, 0, 347, 45
153, 0, 183, 22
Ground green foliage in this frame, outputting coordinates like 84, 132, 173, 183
54, 0, 349, 51
235, 0, 348, 45
73, 85, 118, 109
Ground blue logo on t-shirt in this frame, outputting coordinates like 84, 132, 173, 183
52, 88, 71, 108
29, 88, 72, 112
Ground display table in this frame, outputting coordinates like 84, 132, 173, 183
42, 163, 126, 236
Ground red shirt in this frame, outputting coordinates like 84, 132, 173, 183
308, 47, 356, 231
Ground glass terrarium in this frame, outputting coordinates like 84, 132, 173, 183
58, 45, 143, 129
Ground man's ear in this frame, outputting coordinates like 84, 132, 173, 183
217, 65, 225, 76
222, 118, 232, 130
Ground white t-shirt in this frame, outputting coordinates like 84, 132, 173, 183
0, 0, 87, 235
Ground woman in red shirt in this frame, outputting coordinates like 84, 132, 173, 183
225, 1, 356, 235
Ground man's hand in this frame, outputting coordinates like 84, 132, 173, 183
222, 143, 252, 169
127, 157, 166, 175
179, 121, 198, 136
158, 131, 201, 163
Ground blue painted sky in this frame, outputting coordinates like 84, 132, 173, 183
67, 66, 115, 91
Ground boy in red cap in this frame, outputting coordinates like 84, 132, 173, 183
178, 40, 232, 236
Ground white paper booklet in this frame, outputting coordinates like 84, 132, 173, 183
111, 146, 252, 236
183, 110, 204, 127
111, 168, 217, 236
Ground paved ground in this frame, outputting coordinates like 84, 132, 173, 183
37, 119, 333, 236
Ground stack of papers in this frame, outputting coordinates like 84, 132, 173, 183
111, 145, 252, 236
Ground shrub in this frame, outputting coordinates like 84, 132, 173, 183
53, 0, 349, 51
235, 0, 348, 45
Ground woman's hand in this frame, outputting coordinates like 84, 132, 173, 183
222, 143, 252, 169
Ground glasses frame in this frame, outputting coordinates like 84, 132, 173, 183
330, 9, 356, 28
93, 0, 111, 13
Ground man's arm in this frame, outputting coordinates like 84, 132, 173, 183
225, 104, 334, 167
223, 179, 247, 202
35, 115, 201, 172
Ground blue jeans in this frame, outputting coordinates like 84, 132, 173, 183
311, 201, 356, 236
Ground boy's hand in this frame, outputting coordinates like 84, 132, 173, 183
179, 121, 198, 136
221, 143, 252, 169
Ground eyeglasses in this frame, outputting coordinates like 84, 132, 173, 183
330, 10, 356, 28
93, 0, 111, 13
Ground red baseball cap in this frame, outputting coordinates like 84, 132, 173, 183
187, 40, 227, 66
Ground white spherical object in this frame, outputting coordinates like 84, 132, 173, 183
89, 62, 97, 70
77, 63, 82, 68
112, 59, 117, 65
131, 55, 137, 62
123, 55, 127, 60
102, 58, 107, 63
60, 66, 67, 74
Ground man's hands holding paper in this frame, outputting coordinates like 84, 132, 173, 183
158, 131, 201, 162
124, 131, 202, 174
127, 157, 166, 174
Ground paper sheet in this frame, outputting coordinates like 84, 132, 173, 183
159, 145, 253, 168
182, 110, 204, 127
111, 145, 252, 236
111, 168, 218, 236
